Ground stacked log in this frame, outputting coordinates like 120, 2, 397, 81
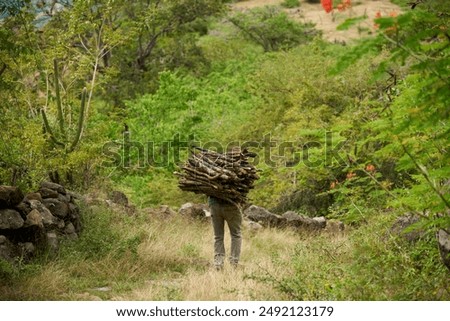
175, 147, 259, 205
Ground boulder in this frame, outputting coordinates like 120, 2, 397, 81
57, 193, 71, 203
46, 232, 59, 253
281, 211, 325, 231
243, 219, 263, 232
312, 216, 327, 228
29, 200, 58, 228
324, 220, 345, 234
146, 205, 177, 219
179, 203, 210, 220
109, 190, 128, 206
40, 181, 66, 195
64, 223, 78, 240
15, 202, 32, 218
42, 198, 69, 219
0, 235, 18, 263
39, 187, 59, 199
24, 192, 43, 203
0, 186, 24, 208
24, 209, 44, 228
0, 209, 24, 229
391, 214, 424, 242
18, 242, 35, 259
437, 229, 450, 271
244, 205, 284, 227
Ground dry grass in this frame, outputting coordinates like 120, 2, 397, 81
114, 216, 307, 300
2, 207, 447, 301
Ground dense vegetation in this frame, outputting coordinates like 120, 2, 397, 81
0, 0, 448, 300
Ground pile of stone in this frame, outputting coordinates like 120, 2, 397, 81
244, 205, 330, 232
0, 182, 81, 264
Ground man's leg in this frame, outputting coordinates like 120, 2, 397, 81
210, 204, 225, 269
225, 206, 242, 267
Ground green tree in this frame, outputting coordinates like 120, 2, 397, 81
229, 6, 319, 52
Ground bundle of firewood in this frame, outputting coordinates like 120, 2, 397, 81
175, 147, 259, 205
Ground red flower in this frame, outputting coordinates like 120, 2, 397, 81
321, 0, 333, 13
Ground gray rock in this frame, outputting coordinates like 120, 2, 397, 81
57, 219, 65, 230
46, 232, 59, 252
0, 186, 24, 208
282, 211, 325, 231
391, 214, 424, 242
0, 235, 17, 262
19, 242, 35, 257
312, 216, 327, 228
325, 220, 345, 234
243, 219, 263, 232
15, 202, 32, 217
39, 187, 59, 199
29, 200, 58, 228
42, 198, 69, 218
64, 222, 76, 235
0, 208, 24, 229
244, 205, 284, 227
24, 192, 43, 203
57, 193, 71, 203
437, 229, 450, 271
148, 205, 177, 218
24, 209, 44, 228
109, 190, 128, 206
179, 203, 210, 220
40, 181, 66, 195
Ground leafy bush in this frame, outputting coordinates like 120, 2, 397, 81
229, 6, 318, 52
281, 0, 301, 8
251, 214, 449, 300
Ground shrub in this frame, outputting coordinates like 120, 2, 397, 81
229, 6, 318, 52
281, 0, 301, 8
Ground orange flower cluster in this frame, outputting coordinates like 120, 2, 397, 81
337, 0, 352, 12
321, 0, 333, 13
329, 164, 376, 190
321, 0, 352, 13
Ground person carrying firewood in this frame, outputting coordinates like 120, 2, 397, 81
176, 145, 259, 270
208, 195, 242, 270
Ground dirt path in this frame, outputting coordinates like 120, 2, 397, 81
233, 0, 402, 42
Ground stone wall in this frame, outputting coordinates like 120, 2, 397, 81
0, 182, 81, 265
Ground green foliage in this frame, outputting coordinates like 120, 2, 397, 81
265, 215, 450, 300
336, 16, 368, 31
1, 0, 449, 301
0, 258, 17, 283
342, 3, 449, 228
229, 6, 318, 52
281, 0, 301, 9
59, 204, 144, 261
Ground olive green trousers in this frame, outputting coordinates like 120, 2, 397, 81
209, 202, 242, 268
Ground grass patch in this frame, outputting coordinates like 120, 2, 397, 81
281, 0, 301, 9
